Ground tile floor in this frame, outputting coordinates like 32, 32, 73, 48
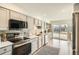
34, 38, 72, 55
47, 39, 72, 55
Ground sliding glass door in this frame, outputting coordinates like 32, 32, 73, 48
53, 25, 60, 40
53, 24, 69, 41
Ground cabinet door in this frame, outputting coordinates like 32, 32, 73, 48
38, 36, 42, 48
3, 51, 12, 55
27, 16, 34, 31
35, 19, 38, 26
45, 35, 49, 44
42, 21, 45, 31
42, 21, 45, 32
10, 11, 26, 21
0, 7, 9, 30
38, 20, 42, 26
48, 33, 53, 40
31, 38, 38, 53
20, 14, 26, 21
41, 35, 45, 46
10, 11, 20, 20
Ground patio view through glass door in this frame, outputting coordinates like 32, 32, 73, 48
53, 24, 69, 41
52, 24, 72, 55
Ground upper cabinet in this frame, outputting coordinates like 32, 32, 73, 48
0, 7, 9, 30
10, 11, 26, 21
38, 20, 42, 26
35, 19, 42, 26
35, 19, 39, 26
27, 16, 34, 30
41, 21, 45, 31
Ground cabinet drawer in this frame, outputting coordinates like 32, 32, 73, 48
0, 45, 12, 54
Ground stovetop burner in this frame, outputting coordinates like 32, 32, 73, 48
8, 37, 30, 45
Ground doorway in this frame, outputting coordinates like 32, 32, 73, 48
51, 24, 72, 55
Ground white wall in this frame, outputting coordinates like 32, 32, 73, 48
50, 20, 72, 25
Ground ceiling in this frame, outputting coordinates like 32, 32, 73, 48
0, 3, 73, 22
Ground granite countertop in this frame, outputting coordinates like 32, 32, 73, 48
0, 41, 13, 48
0, 34, 43, 48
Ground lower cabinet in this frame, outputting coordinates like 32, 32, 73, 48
31, 38, 38, 53
0, 45, 12, 55
45, 35, 49, 44
41, 36, 45, 46
31, 35, 47, 54
38, 36, 42, 48
3, 51, 12, 55
48, 33, 53, 40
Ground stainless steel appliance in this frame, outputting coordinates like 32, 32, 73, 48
9, 19, 28, 30
6, 33, 31, 55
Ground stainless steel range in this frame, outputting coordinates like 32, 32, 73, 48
6, 33, 31, 55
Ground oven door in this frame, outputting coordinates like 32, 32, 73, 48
13, 43, 31, 55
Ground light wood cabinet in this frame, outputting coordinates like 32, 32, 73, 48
41, 35, 45, 46
0, 45, 12, 54
45, 35, 49, 44
42, 21, 45, 31
38, 36, 42, 48
0, 45, 13, 55
3, 51, 12, 55
10, 11, 26, 21
44, 22, 47, 30
38, 20, 42, 26
35, 19, 42, 26
27, 16, 34, 32
0, 7, 9, 30
35, 19, 39, 26
31, 38, 38, 53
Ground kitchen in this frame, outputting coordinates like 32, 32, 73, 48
0, 5, 52, 55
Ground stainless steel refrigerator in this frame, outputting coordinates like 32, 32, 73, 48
73, 13, 79, 55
